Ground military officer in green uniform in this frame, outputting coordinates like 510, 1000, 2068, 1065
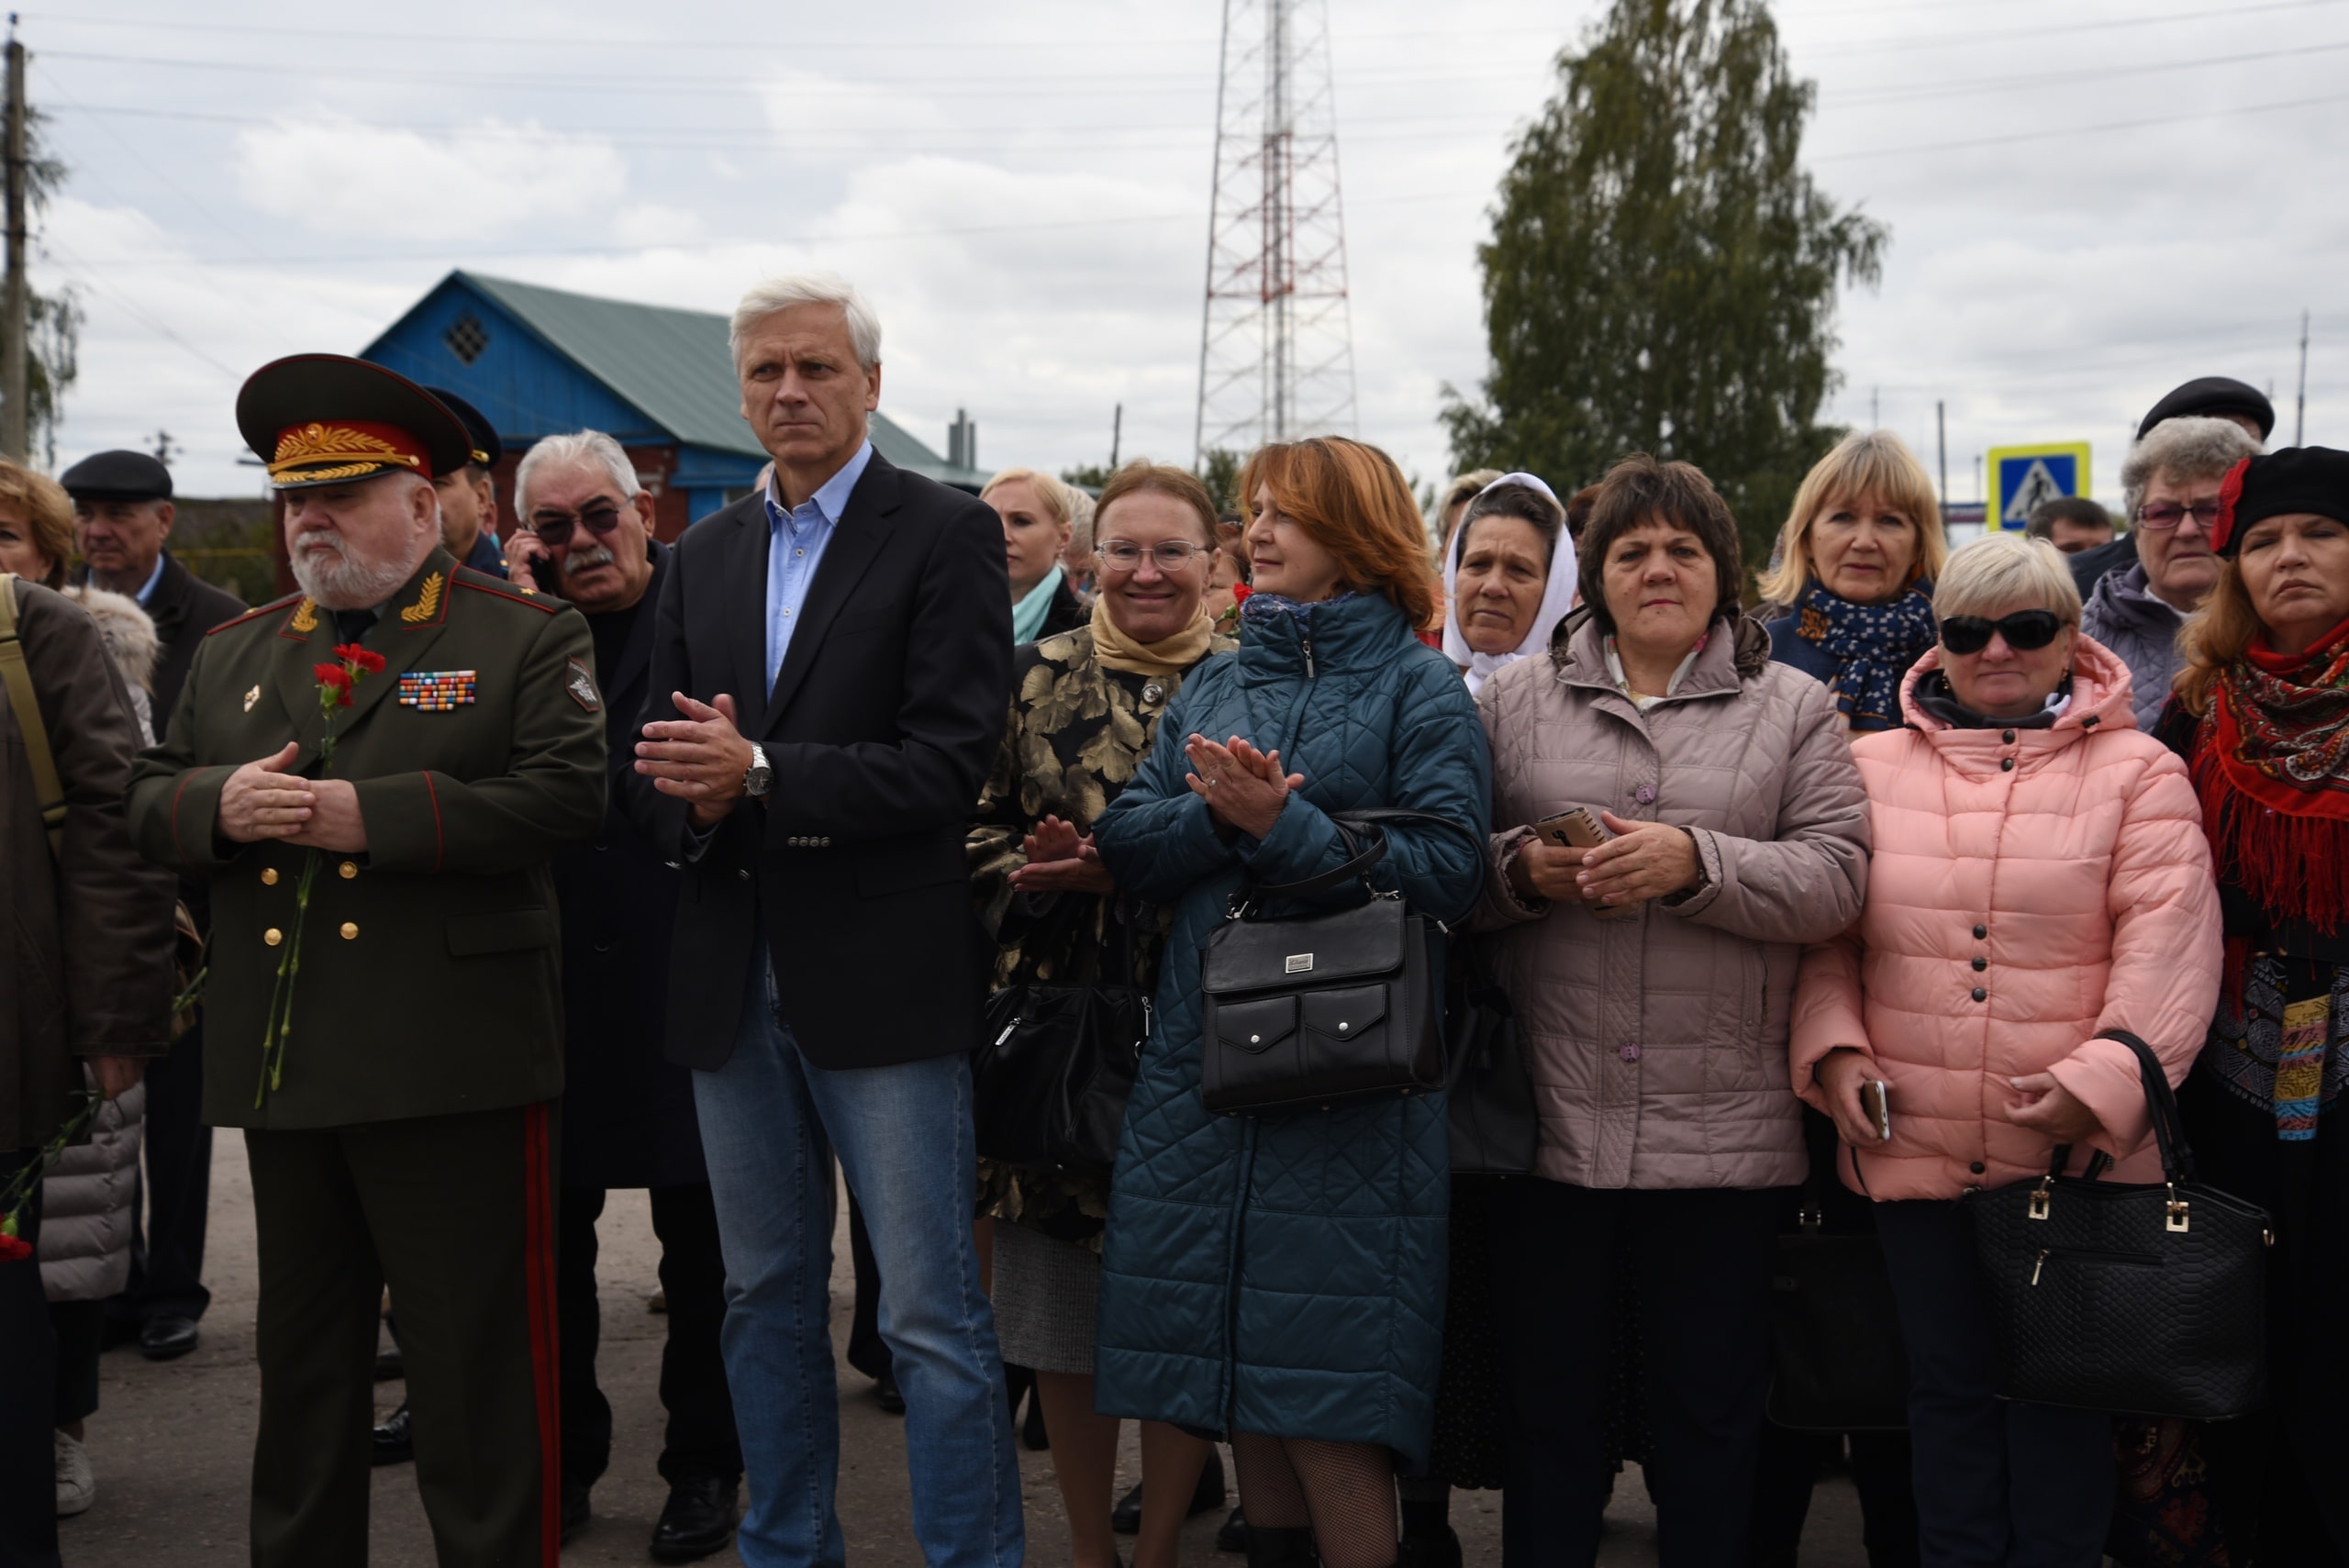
127, 354, 607, 1568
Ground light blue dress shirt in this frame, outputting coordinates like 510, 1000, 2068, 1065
763, 440, 874, 695
133, 550, 168, 607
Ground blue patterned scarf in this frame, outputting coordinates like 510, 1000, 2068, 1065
1792, 577, 1939, 730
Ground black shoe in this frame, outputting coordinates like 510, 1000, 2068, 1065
371, 1404, 413, 1467
1112, 1446, 1229, 1535
139, 1315, 200, 1362
1242, 1523, 1315, 1566
649, 1473, 740, 1562
874, 1367, 906, 1416
561, 1479, 591, 1544
1217, 1505, 1250, 1554
1021, 1387, 1049, 1451
1396, 1525, 1462, 1568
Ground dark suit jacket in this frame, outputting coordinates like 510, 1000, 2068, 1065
550, 540, 707, 1188
626, 450, 1012, 1072
144, 550, 249, 718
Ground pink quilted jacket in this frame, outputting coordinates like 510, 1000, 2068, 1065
1789, 637, 2221, 1201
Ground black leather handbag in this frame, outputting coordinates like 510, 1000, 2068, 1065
1961, 1029, 2274, 1420
1442, 941, 1538, 1175
973, 926, 1149, 1173
1199, 809, 1459, 1117
1766, 1188, 1911, 1432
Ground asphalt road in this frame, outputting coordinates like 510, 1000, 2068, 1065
51, 1129, 1870, 1565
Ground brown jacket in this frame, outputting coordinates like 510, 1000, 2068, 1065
1474, 612, 1870, 1189
1, 579, 176, 1151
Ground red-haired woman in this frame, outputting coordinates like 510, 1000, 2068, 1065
1090, 438, 1492, 1568
2161, 447, 2349, 1562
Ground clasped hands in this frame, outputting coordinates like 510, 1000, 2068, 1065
1186, 734, 1301, 841
1511, 810, 1698, 907
1012, 816, 1115, 895
1812, 1048, 2104, 1150
216, 741, 367, 852
635, 692, 755, 830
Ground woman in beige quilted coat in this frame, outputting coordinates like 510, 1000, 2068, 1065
1472, 454, 1870, 1564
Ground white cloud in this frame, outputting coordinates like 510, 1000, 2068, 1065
233, 115, 630, 240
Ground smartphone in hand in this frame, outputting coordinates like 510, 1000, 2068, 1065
1858, 1079, 1892, 1142
1531, 806, 1638, 921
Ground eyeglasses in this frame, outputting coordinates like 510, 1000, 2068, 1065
2133, 500, 2221, 532
1938, 610, 2065, 656
1097, 539, 1207, 573
526, 503, 627, 544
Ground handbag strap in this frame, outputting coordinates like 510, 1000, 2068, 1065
2097, 1028, 2196, 1184
0, 576, 64, 859
1239, 807, 1472, 906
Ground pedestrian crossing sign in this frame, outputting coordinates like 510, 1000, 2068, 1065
1987, 443, 2092, 533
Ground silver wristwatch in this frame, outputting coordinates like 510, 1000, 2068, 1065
742, 742, 774, 800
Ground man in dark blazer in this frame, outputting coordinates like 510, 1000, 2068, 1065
502, 430, 742, 1562
625, 274, 1019, 1567
61, 447, 246, 1362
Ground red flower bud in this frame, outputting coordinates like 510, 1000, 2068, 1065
0, 1230, 29, 1262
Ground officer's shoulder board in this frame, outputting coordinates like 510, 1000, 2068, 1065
206, 591, 307, 638
451, 564, 562, 615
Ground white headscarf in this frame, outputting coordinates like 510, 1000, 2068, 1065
1442, 471, 1579, 695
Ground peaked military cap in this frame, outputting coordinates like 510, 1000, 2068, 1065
236, 354, 473, 491
424, 386, 503, 471
60, 449, 173, 503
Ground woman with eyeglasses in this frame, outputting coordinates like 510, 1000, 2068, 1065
2083, 415, 2263, 730
966, 460, 1234, 1568
1792, 532, 2221, 1566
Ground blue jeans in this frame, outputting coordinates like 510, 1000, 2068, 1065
694, 956, 1022, 1568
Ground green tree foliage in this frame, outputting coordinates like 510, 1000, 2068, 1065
17, 106, 80, 469
1197, 449, 1243, 517
1442, 0, 1885, 580
1060, 462, 1114, 492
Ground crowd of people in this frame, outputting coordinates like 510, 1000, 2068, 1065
0, 268, 2342, 1568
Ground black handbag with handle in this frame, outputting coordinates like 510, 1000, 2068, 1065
1199, 809, 1462, 1117
973, 921, 1149, 1174
1960, 1029, 2273, 1420
1766, 1168, 1911, 1432
1442, 940, 1538, 1175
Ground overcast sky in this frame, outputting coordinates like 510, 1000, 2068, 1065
31, 0, 2349, 511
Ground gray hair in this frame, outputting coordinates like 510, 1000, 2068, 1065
2121, 415, 2260, 523
1933, 532, 2083, 625
1066, 488, 1097, 554
514, 430, 641, 517
729, 272, 883, 371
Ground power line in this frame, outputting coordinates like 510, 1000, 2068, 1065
1814, 88, 2349, 160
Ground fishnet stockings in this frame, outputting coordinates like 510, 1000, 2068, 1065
1229, 1430, 1397, 1568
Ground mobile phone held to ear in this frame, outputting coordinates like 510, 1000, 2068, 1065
1858, 1079, 1892, 1142
529, 552, 561, 594
1531, 806, 1639, 921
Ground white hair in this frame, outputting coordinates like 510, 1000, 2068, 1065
515, 430, 641, 517
288, 471, 440, 609
2121, 415, 2260, 522
1932, 532, 2084, 625
729, 272, 882, 371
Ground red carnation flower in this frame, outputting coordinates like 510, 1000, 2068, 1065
335, 643, 387, 674
0, 1233, 28, 1262
313, 663, 354, 706
1231, 583, 1253, 604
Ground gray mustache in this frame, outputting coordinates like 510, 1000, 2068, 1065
563, 545, 616, 577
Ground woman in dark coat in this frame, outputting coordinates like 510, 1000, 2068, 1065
2161, 447, 2349, 1563
1092, 437, 1490, 1568
968, 461, 1235, 1568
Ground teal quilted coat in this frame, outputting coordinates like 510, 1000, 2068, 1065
1090, 592, 1491, 1467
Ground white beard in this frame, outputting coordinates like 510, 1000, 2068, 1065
289, 530, 423, 609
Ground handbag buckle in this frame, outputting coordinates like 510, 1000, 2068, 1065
2165, 1184, 2190, 1234
2027, 1179, 2052, 1221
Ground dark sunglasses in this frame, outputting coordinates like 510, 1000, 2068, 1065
1938, 610, 2064, 656
526, 503, 627, 544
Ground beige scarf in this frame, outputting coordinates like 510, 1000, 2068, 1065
1088, 596, 1217, 680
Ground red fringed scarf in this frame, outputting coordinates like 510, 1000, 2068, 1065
2191, 614, 2349, 931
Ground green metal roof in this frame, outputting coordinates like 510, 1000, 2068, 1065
455, 271, 985, 486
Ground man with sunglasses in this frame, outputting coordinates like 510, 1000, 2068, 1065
2083, 414, 2263, 728
498, 431, 744, 1561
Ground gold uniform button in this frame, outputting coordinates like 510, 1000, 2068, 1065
339, 861, 359, 879
340, 922, 359, 940
261, 867, 280, 885
263, 928, 283, 946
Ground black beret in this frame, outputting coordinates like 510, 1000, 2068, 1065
425, 386, 502, 471
2210, 447, 2349, 556
59, 449, 173, 503
2137, 376, 2275, 441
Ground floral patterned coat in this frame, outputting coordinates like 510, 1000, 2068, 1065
967, 623, 1233, 1243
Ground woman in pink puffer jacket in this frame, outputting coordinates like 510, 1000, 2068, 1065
1791, 533, 2221, 1568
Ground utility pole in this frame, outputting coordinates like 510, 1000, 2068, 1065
1109, 403, 1122, 470
1936, 400, 1947, 522
1870, 386, 1879, 429
2296, 309, 2310, 447
1, 19, 27, 463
